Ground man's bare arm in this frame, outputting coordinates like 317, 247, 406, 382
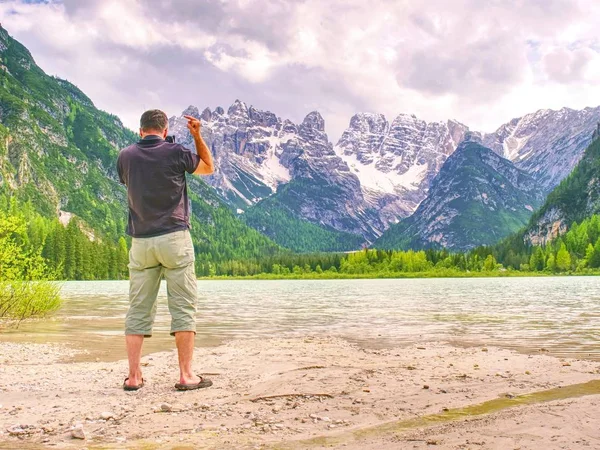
191, 132, 214, 175
183, 115, 215, 175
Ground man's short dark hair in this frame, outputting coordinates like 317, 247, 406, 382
140, 109, 168, 132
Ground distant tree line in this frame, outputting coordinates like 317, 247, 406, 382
196, 215, 600, 277
5, 189, 600, 282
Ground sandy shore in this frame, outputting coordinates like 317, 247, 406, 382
1, 336, 599, 449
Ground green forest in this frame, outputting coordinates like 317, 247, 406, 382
5, 183, 600, 282
242, 187, 365, 253
195, 213, 600, 278
1, 194, 129, 280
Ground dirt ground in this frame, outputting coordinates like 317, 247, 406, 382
1, 336, 599, 449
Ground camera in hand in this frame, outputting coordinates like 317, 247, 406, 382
165, 135, 176, 144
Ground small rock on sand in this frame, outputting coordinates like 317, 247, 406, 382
7, 426, 27, 436
100, 411, 114, 420
160, 403, 173, 412
71, 424, 86, 440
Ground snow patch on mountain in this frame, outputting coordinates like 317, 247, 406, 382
338, 150, 427, 194
335, 112, 469, 224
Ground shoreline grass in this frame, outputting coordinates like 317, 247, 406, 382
197, 270, 600, 281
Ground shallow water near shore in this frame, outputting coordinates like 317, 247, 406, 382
1, 276, 599, 361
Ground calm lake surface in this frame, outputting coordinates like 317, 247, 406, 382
1, 277, 599, 361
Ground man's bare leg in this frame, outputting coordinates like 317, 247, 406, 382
125, 334, 145, 387
174, 331, 201, 385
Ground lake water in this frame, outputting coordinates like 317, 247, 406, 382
1, 277, 599, 361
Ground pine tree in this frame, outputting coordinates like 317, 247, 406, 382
64, 221, 78, 279
529, 247, 545, 271
483, 254, 497, 271
584, 243, 595, 268
546, 253, 557, 272
589, 239, 600, 268
42, 231, 56, 266
573, 223, 590, 257
589, 216, 600, 244
53, 224, 67, 278
556, 242, 571, 272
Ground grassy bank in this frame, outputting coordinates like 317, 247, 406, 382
198, 269, 600, 281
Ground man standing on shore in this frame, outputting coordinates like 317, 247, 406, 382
117, 110, 214, 391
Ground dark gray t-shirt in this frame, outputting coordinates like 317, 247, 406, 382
117, 136, 201, 238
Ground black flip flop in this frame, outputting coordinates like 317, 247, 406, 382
175, 376, 213, 391
123, 377, 145, 391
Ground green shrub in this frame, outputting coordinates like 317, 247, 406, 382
0, 280, 61, 323
0, 207, 62, 323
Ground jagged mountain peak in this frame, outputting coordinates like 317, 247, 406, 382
391, 112, 419, 123
200, 107, 212, 121
185, 100, 280, 129
301, 111, 325, 132
227, 99, 249, 118
248, 106, 279, 127
9, 18, 600, 256
282, 119, 298, 134
182, 105, 200, 119
174, 100, 285, 130
462, 131, 483, 144
348, 112, 388, 134
448, 118, 467, 127
444, 141, 496, 165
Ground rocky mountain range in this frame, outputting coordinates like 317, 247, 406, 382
373, 139, 545, 251
480, 106, 600, 191
169, 102, 386, 248
169, 100, 600, 251
335, 113, 469, 226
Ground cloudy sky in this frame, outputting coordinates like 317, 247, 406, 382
1, 0, 599, 139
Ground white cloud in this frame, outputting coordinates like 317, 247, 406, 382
1, 0, 600, 139
542, 46, 599, 84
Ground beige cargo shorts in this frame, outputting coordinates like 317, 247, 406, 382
125, 229, 197, 337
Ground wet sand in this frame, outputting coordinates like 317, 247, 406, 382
0, 336, 599, 449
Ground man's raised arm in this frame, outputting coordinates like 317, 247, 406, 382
184, 114, 215, 175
